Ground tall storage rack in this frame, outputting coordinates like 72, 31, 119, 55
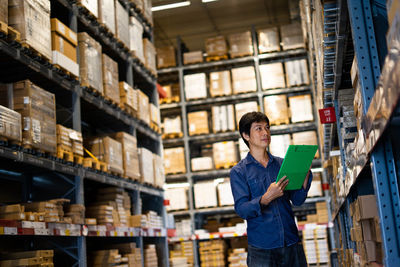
0, 0, 168, 266
304, 0, 400, 265
159, 27, 329, 266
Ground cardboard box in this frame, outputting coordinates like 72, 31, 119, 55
150, 103, 160, 126
188, 111, 209, 136
119, 82, 138, 115
153, 153, 165, 188
260, 63, 286, 89
111, 132, 140, 180
98, 0, 115, 34
143, 38, 156, 74
235, 101, 258, 127
157, 46, 176, 68
269, 134, 291, 158
163, 116, 182, 135
292, 131, 319, 158
387, 0, 400, 26
359, 241, 382, 263
194, 181, 218, 208
184, 73, 207, 100
217, 179, 234, 206
162, 84, 180, 101
355, 195, 378, 221
280, 22, 305, 50
138, 147, 154, 185
137, 90, 150, 125
264, 95, 289, 125
129, 16, 145, 63
212, 104, 235, 132
9, 0, 52, 62
56, 124, 84, 156
164, 147, 186, 174
0, 0, 7, 24
165, 187, 188, 211
212, 141, 238, 167
77, 0, 98, 17
87, 136, 123, 175
228, 31, 253, 58
191, 157, 213, 171
205, 36, 227, 57
285, 59, 310, 86
288, 94, 314, 123
78, 32, 103, 94
142, 0, 153, 26
10, 80, 56, 153
209, 71, 232, 97
183, 51, 203, 64
0, 105, 22, 143
231, 66, 257, 94
258, 27, 280, 53
115, 0, 129, 47
102, 54, 120, 105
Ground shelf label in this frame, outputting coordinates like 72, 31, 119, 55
209, 234, 214, 239
319, 107, 336, 124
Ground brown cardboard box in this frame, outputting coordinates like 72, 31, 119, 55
87, 136, 123, 175
0, 105, 22, 143
56, 124, 84, 156
153, 154, 165, 188
292, 131, 319, 158
115, 0, 129, 47
212, 141, 238, 167
209, 71, 232, 97
157, 46, 176, 68
150, 103, 160, 126
0, 0, 7, 23
264, 95, 289, 125
142, 0, 153, 25
143, 38, 157, 74
373, 217, 382, 242
188, 111, 209, 136
78, 32, 103, 94
361, 219, 375, 241
288, 94, 314, 123
355, 195, 378, 221
11, 80, 56, 153
205, 36, 228, 57
184, 51, 203, 65
231, 66, 257, 94
138, 147, 154, 185
9, 0, 52, 62
102, 54, 120, 105
77, 0, 98, 17
359, 241, 382, 263
164, 147, 186, 174
258, 27, 280, 53
162, 84, 180, 101
137, 90, 150, 125
280, 22, 305, 50
111, 132, 140, 180
129, 16, 145, 63
163, 116, 182, 135
228, 31, 253, 58
235, 101, 258, 127
98, 0, 115, 34
260, 63, 286, 89
119, 82, 138, 115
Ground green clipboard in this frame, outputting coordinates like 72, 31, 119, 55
275, 145, 318, 190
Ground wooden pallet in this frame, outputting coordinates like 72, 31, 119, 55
83, 157, 108, 172
215, 162, 237, 170
160, 96, 180, 104
206, 55, 228, 62
55, 146, 74, 163
270, 118, 290, 126
74, 155, 84, 165
184, 59, 204, 65
121, 105, 138, 118
162, 132, 183, 139
53, 64, 79, 81
0, 21, 21, 42
82, 84, 103, 96
103, 95, 119, 107
20, 42, 52, 65
166, 170, 186, 176
0, 136, 22, 147
230, 52, 253, 59
76, 2, 97, 20
150, 122, 161, 133
130, 51, 145, 66
98, 23, 114, 38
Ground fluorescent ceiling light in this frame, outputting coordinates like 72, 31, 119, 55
152, 1, 191, 11
202, 0, 219, 2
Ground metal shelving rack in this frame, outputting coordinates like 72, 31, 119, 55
0, 1, 168, 266
159, 27, 327, 266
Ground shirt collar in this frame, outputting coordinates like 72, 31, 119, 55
244, 151, 275, 165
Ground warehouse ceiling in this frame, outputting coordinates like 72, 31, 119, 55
152, 0, 298, 51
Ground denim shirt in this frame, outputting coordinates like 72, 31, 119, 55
230, 152, 313, 249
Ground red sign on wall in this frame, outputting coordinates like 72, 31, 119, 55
318, 107, 336, 124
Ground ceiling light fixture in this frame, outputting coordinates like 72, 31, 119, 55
202, 0, 219, 2
152, 1, 191, 11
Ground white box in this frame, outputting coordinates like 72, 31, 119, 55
269, 134, 291, 158
289, 94, 314, 123
129, 16, 144, 62
138, 147, 154, 185
217, 180, 234, 206
285, 59, 310, 86
165, 187, 188, 211
52, 50, 79, 77
259, 63, 286, 89
235, 101, 258, 127
194, 181, 217, 208
79, 0, 98, 17
184, 73, 207, 100
98, 0, 115, 34
191, 157, 213, 171
115, 0, 130, 48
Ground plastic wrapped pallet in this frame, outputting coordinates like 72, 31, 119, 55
98, 0, 115, 34
150, 103, 160, 127
56, 125, 84, 156
209, 71, 232, 97
205, 36, 228, 57
78, 32, 103, 94
129, 16, 145, 63
288, 94, 314, 123
285, 59, 310, 86
269, 134, 291, 158
280, 22, 305, 50
111, 132, 140, 180
115, 0, 129, 47
164, 147, 186, 174
0, 0, 7, 23
191, 157, 213, 171
157, 46, 176, 68
228, 31, 253, 58
212, 105, 235, 132
119, 82, 138, 116
137, 90, 150, 125
231, 66, 257, 94
143, 0, 153, 25
184, 51, 203, 65
264, 95, 289, 125
9, 80, 56, 153
165, 187, 188, 211
184, 73, 207, 100
259, 63, 286, 89
0, 105, 21, 143
162, 84, 180, 101
77, 0, 98, 17
8, 0, 52, 62
163, 116, 182, 136
138, 147, 154, 185
292, 131, 319, 158
235, 101, 258, 127
102, 54, 120, 105
50, 18, 79, 77
212, 141, 238, 168
153, 153, 164, 188
188, 111, 209, 136
87, 136, 123, 175
143, 38, 157, 74
217, 179, 234, 206
258, 27, 280, 53
194, 181, 217, 208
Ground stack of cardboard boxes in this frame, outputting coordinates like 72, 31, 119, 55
169, 241, 194, 267
217, 179, 235, 206
288, 94, 314, 123
187, 111, 209, 136
302, 227, 330, 266
209, 71, 232, 97
56, 124, 84, 160
259, 63, 286, 89
205, 36, 228, 58
143, 38, 157, 75
164, 147, 186, 175
98, 0, 116, 34
119, 82, 138, 117
199, 240, 226, 267
234, 101, 258, 127
161, 84, 180, 102
24, 199, 68, 223
228, 31, 253, 58
115, 0, 130, 48
111, 132, 140, 181
183, 51, 203, 65
108, 243, 143, 267
184, 73, 207, 100
89, 250, 123, 267
212, 104, 235, 133
175, 220, 192, 237
231, 66, 257, 94
194, 181, 218, 208
257, 27, 280, 53
165, 187, 189, 211
162, 116, 182, 137
227, 248, 247, 267
0, 105, 21, 144
285, 59, 310, 87
144, 245, 158, 267
280, 22, 305, 50
138, 90, 150, 125
191, 157, 213, 172
212, 141, 238, 168
263, 95, 290, 125
157, 46, 176, 68
129, 16, 145, 63
102, 54, 120, 105
0, 250, 54, 267
65, 204, 85, 225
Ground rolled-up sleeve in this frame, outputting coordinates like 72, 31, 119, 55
230, 167, 262, 219
289, 171, 313, 206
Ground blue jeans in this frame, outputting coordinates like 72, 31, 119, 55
247, 243, 308, 267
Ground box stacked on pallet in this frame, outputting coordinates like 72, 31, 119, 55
138, 90, 150, 125
65, 204, 85, 224
164, 147, 186, 175
260, 63, 286, 90
119, 82, 138, 117
228, 248, 247, 267
129, 16, 145, 63
153, 153, 165, 188
205, 36, 228, 58
257, 27, 280, 53
87, 136, 123, 175
269, 134, 291, 158
234, 101, 258, 127
78, 32, 103, 93
89, 249, 122, 267
129, 214, 146, 228
98, 0, 115, 34
77, 0, 98, 18
209, 71, 232, 97
0, 105, 21, 144
108, 243, 143, 267
161, 83, 180, 103
231, 66, 257, 94
102, 54, 120, 105
280, 22, 305, 50
24, 199, 69, 223
144, 211, 163, 229
143, 38, 157, 75
111, 132, 140, 181
194, 181, 218, 208
144, 245, 158, 267
163, 116, 183, 138
238, 138, 249, 160
175, 219, 192, 237
50, 18, 79, 77
115, 0, 129, 48
157, 46, 176, 68
338, 89, 357, 159
315, 202, 329, 224
212, 104, 235, 133
212, 141, 238, 169
183, 51, 203, 65
263, 95, 290, 125
199, 240, 226, 267
56, 125, 84, 162
0, 250, 54, 267
228, 31, 253, 58
288, 94, 314, 123
184, 73, 207, 100
150, 104, 161, 130
0, 204, 26, 221
170, 256, 188, 267
138, 147, 154, 185
217, 179, 234, 206
284, 59, 309, 86
170, 241, 194, 267
191, 157, 213, 172
9, 0, 52, 62
302, 227, 330, 266
165, 187, 189, 211
187, 111, 209, 136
